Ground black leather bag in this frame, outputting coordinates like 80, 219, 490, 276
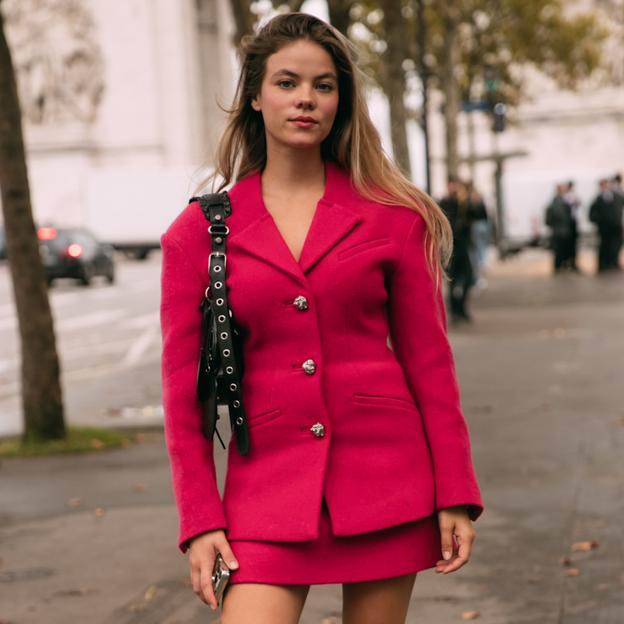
192, 191, 250, 455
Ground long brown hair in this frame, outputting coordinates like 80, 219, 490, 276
198, 12, 452, 282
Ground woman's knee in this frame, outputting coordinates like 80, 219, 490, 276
342, 573, 417, 624
221, 582, 310, 624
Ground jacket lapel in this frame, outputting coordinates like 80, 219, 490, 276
227, 160, 364, 285
297, 197, 362, 274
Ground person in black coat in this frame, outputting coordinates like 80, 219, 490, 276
439, 178, 474, 323
545, 184, 574, 273
563, 180, 581, 271
589, 178, 624, 272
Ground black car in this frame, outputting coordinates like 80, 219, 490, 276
38, 226, 116, 286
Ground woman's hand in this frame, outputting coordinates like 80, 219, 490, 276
435, 505, 476, 574
187, 529, 239, 610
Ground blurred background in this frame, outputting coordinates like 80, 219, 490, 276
0, 1, 622, 623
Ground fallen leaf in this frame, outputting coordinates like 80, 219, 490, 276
462, 611, 480, 620
559, 556, 572, 566
66, 497, 82, 508
90, 438, 105, 449
94, 507, 106, 517
54, 586, 95, 596
571, 541, 599, 552
132, 483, 146, 492
144, 585, 157, 602
565, 568, 580, 577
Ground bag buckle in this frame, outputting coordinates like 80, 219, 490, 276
208, 251, 226, 273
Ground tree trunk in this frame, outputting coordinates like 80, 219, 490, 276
440, 0, 460, 181
228, 0, 256, 49
379, 0, 412, 177
327, 0, 353, 36
0, 6, 65, 441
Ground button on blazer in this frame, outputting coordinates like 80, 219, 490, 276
160, 159, 484, 553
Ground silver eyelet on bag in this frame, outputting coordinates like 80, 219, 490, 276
213, 265, 222, 272
220, 332, 228, 339
236, 416, 243, 425
233, 400, 240, 407
225, 366, 233, 374
214, 282, 223, 289
216, 298, 224, 305
229, 383, 237, 391
218, 315, 226, 322
222, 348, 230, 357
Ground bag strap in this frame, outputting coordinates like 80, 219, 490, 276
192, 191, 250, 455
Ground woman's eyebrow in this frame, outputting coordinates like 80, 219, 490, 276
270, 69, 337, 80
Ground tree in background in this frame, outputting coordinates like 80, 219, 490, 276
0, 2, 66, 442
228, 1, 608, 184
426, 0, 608, 179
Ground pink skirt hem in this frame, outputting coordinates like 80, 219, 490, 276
226, 497, 442, 585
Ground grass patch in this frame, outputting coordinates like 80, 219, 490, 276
0, 426, 138, 458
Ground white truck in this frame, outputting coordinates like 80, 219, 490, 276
83, 167, 215, 259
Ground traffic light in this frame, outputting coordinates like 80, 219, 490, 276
493, 102, 507, 133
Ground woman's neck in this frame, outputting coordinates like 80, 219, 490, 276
261, 149, 326, 198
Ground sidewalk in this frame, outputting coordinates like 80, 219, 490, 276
1, 248, 623, 623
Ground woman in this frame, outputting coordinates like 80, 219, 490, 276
160, 12, 484, 624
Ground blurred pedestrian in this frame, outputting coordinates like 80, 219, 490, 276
545, 183, 574, 273
589, 178, 623, 272
439, 178, 474, 323
465, 181, 490, 289
612, 173, 623, 265
563, 180, 580, 271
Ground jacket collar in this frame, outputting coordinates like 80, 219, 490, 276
227, 159, 364, 286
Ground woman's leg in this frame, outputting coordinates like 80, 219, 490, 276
220, 582, 310, 624
342, 572, 417, 624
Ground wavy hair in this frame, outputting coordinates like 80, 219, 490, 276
198, 12, 452, 282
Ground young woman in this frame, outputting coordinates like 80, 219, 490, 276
160, 12, 484, 624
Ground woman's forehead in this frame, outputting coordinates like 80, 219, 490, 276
266, 40, 336, 74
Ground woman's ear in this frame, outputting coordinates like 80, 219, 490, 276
251, 95, 261, 112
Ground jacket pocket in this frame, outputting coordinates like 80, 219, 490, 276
337, 237, 391, 261
247, 407, 282, 429
353, 392, 416, 409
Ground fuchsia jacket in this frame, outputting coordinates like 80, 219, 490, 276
160, 159, 484, 553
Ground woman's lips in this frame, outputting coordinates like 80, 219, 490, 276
290, 119, 317, 128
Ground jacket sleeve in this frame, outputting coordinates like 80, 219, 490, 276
387, 214, 484, 521
160, 232, 228, 553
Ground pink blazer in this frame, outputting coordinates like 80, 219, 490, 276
160, 159, 484, 553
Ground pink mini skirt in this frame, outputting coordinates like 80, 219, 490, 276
226, 496, 442, 585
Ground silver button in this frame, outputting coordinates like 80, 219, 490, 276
310, 422, 325, 437
293, 295, 308, 311
302, 359, 316, 375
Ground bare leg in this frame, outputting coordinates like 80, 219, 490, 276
221, 582, 311, 624
342, 573, 417, 624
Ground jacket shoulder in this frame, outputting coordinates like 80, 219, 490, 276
161, 199, 207, 248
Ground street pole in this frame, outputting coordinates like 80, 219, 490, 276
415, 0, 431, 195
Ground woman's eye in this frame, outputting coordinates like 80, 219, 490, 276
278, 80, 294, 88
317, 83, 335, 91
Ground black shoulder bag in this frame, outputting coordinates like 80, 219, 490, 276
191, 191, 250, 456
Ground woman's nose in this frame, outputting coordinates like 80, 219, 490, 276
295, 86, 315, 108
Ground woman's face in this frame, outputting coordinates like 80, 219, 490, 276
251, 39, 339, 154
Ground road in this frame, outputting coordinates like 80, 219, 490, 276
0, 247, 623, 623
0, 253, 164, 437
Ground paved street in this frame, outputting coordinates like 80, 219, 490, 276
0, 247, 623, 623
0, 253, 164, 437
